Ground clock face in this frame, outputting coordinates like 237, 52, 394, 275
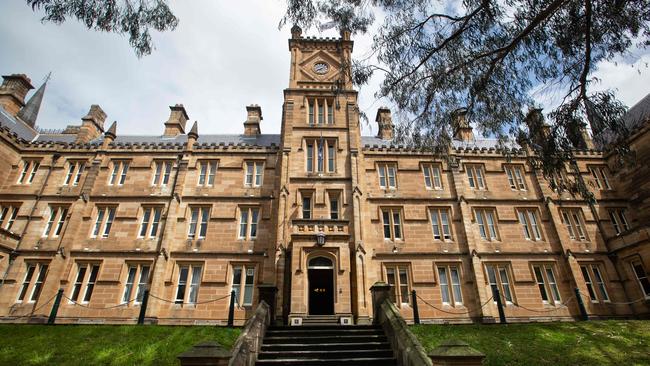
313, 62, 329, 75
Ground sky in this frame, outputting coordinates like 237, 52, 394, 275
0, 1, 648, 138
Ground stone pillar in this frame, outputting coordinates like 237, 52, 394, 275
258, 284, 278, 324
428, 340, 485, 366
177, 342, 231, 366
370, 282, 391, 324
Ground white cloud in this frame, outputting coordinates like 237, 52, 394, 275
0, 1, 647, 138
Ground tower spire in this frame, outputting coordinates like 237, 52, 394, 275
16, 72, 50, 128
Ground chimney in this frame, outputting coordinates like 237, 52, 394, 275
291, 25, 302, 39
452, 108, 474, 142
244, 105, 262, 136
75, 105, 107, 143
525, 108, 550, 145
164, 104, 189, 137
375, 107, 394, 140
102, 121, 117, 149
0, 74, 34, 116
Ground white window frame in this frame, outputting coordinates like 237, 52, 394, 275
608, 208, 629, 235
122, 264, 150, 304
486, 264, 514, 304
152, 160, 173, 186
17, 263, 48, 303
423, 164, 443, 190
244, 161, 264, 187
69, 263, 100, 304
43, 206, 68, 238
560, 209, 588, 241
580, 264, 610, 303
630, 260, 650, 299
231, 265, 256, 306
589, 166, 612, 190
91, 206, 116, 238
108, 160, 130, 186
517, 208, 543, 241
138, 206, 163, 239
17, 160, 40, 185
175, 264, 203, 304
188, 206, 210, 239
475, 208, 498, 241
385, 264, 411, 306
63, 161, 86, 186
381, 208, 402, 241
197, 160, 218, 187
437, 265, 463, 306
430, 208, 452, 241
505, 165, 526, 190
0, 204, 19, 231
466, 164, 486, 190
532, 264, 561, 305
238, 207, 260, 240
378, 163, 397, 189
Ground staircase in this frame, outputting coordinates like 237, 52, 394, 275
256, 324, 397, 365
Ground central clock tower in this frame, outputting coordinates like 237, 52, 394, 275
274, 26, 369, 325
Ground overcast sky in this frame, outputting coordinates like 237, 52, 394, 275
1, 1, 648, 138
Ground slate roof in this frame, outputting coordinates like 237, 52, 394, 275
361, 136, 519, 150
0, 107, 37, 141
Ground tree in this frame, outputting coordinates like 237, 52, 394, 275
26, 0, 178, 57
281, 0, 649, 198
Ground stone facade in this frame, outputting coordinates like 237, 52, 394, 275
0, 30, 648, 326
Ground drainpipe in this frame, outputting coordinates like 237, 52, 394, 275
1, 153, 60, 287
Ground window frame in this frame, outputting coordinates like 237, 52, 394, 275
175, 264, 203, 305
381, 207, 403, 241
475, 208, 499, 241
384, 264, 411, 306
608, 208, 629, 235
466, 164, 487, 190
91, 206, 116, 239
152, 160, 173, 186
231, 264, 256, 307
423, 163, 443, 190
305, 139, 336, 174
560, 208, 589, 241
244, 161, 264, 187
437, 264, 463, 306
301, 193, 313, 219
307, 98, 335, 125
197, 160, 218, 187
378, 163, 398, 190
43, 206, 69, 238
532, 264, 562, 305
138, 206, 163, 239
630, 259, 650, 299
580, 263, 610, 303
187, 206, 210, 240
589, 165, 612, 190
430, 207, 453, 241
122, 264, 150, 305
238, 206, 260, 240
517, 208, 543, 241
0, 204, 20, 231
328, 191, 340, 220
485, 263, 515, 304
108, 160, 130, 186
504, 165, 526, 190
63, 160, 86, 186
17, 262, 49, 303
69, 263, 100, 304
17, 159, 40, 185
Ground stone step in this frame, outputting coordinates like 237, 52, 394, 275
266, 328, 383, 337
269, 325, 378, 331
255, 357, 397, 366
258, 349, 394, 360
261, 341, 391, 352
263, 334, 387, 345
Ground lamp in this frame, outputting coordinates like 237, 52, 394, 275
316, 232, 326, 246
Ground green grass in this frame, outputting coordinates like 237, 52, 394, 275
0, 324, 240, 366
412, 320, 650, 366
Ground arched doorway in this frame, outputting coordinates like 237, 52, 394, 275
308, 256, 334, 315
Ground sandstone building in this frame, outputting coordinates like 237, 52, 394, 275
0, 29, 648, 326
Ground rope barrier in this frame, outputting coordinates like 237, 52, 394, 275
415, 293, 494, 315
5, 293, 57, 319
148, 292, 231, 305
62, 292, 232, 309
512, 296, 576, 313
62, 294, 136, 309
577, 292, 648, 305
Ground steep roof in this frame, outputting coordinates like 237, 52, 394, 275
16, 80, 46, 128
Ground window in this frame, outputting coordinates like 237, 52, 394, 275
198, 161, 218, 186
175, 264, 202, 304
139, 207, 162, 239
385, 264, 410, 305
486, 264, 514, 303
244, 161, 264, 187
0, 204, 19, 231
17, 263, 48, 303
69, 263, 100, 303
560, 209, 588, 240
329, 191, 340, 220
423, 164, 443, 189
43, 206, 68, 238
608, 208, 629, 235
17, 160, 40, 184
630, 260, 650, 299
301, 194, 312, 219
475, 208, 498, 241
466, 164, 486, 190
438, 265, 463, 306
122, 264, 150, 304
152, 161, 173, 186
91, 206, 116, 238
306, 139, 336, 173
109, 160, 130, 186
533, 264, 561, 305
430, 208, 452, 240
505, 165, 526, 190
378, 163, 397, 189
238, 207, 259, 240
589, 166, 611, 190
517, 208, 542, 241
188, 207, 210, 239
63, 161, 85, 186
580, 264, 609, 302
232, 265, 255, 306
307, 98, 334, 125
381, 208, 402, 240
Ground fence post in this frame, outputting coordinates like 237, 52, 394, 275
493, 288, 507, 324
411, 290, 420, 325
138, 289, 150, 325
47, 288, 64, 325
574, 287, 589, 321
227, 290, 236, 328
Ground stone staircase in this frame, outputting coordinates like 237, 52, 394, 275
255, 324, 397, 365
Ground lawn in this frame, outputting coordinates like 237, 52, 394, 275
411, 320, 650, 366
0, 324, 240, 366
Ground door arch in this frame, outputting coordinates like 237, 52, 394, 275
307, 256, 335, 315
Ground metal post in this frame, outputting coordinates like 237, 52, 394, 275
47, 289, 64, 325
137, 289, 150, 325
411, 290, 420, 325
227, 290, 236, 328
493, 287, 507, 324
575, 287, 589, 321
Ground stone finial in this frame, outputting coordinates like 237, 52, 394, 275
340, 28, 351, 41
76, 104, 107, 143
164, 104, 189, 137
102, 121, 117, 148
452, 108, 474, 142
0, 74, 34, 116
244, 104, 262, 136
188, 121, 199, 140
291, 24, 302, 39
375, 107, 394, 140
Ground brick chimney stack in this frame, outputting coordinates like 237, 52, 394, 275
164, 104, 189, 137
0, 74, 34, 116
452, 108, 474, 142
244, 104, 262, 136
525, 108, 551, 145
376, 107, 394, 140
75, 105, 107, 143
